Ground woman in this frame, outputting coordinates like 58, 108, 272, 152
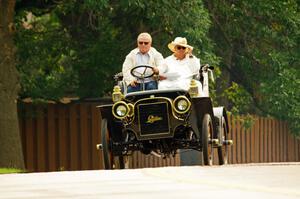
158, 37, 201, 91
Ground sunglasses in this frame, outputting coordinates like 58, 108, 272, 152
138, 41, 149, 45
176, 46, 186, 50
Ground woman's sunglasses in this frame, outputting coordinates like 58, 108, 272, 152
139, 41, 149, 45
176, 46, 186, 50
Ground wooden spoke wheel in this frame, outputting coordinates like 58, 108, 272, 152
217, 117, 228, 165
101, 119, 113, 169
101, 119, 125, 170
202, 114, 214, 166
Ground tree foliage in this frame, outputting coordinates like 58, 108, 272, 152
204, 0, 300, 134
15, 0, 215, 98
15, 12, 75, 100
14, 0, 300, 134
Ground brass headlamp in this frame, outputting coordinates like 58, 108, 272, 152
173, 96, 191, 114
112, 101, 129, 119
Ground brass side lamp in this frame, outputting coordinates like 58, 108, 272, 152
188, 79, 198, 97
112, 85, 123, 102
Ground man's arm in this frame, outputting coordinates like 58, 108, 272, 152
122, 54, 136, 86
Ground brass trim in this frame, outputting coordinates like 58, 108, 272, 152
173, 96, 191, 114
134, 96, 173, 105
127, 103, 134, 117
134, 96, 182, 120
112, 101, 129, 120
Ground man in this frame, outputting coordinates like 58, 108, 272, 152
122, 32, 163, 93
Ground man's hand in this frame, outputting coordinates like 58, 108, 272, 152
152, 66, 159, 74
130, 80, 138, 87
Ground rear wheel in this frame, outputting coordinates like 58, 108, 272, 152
217, 117, 228, 165
202, 114, 214, 166
101, 119, 125, 169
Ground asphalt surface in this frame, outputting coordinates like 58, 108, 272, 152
1, 163, 300, 199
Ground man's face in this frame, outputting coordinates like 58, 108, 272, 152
137, 36, 151, 54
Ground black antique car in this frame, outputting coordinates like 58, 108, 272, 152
97, 64, 233, 169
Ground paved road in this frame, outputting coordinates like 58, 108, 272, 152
1, 163, 300, 199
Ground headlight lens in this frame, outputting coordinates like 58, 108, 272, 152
177, 99, 189, 111
173, 96, 191, 114
116, 105, 127, 117
112, 101, 129, 119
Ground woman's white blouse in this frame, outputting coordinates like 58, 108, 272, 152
158, 54, 201, 91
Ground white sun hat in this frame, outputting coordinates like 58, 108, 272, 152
168, 37, 193, 53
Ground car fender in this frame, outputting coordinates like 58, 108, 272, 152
190, 97, 218, 138
213, 107, 229, 134
97, 104, 123, 142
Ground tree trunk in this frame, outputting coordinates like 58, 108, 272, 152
0, 0, 25, 169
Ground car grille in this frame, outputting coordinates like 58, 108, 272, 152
137, 102, 170, 136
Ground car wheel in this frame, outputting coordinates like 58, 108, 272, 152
101, 119, 113, 169
101, 119, 125, 169
202, 114, 214, 166
217, 117, 228, 165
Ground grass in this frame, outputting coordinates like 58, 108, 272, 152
0, 168, 24, 174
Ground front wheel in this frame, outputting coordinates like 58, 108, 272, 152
202, 114, 214, 166
101, 119, 113, 169
101, 119, 125, 169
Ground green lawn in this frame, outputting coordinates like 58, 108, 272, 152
0, 168, 24, 174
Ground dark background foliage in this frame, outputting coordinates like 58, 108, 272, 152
14, 0, 300, 134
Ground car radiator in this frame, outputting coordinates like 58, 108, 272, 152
137, 101, 170, 136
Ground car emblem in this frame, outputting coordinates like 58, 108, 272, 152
146, 115, 162, 123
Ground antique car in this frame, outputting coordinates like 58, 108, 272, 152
96, 64, 233, 169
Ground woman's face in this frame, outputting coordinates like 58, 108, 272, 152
174, 45, 187, 60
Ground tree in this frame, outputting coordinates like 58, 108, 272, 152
0, 0, 25, 169
204, 0, 300, 134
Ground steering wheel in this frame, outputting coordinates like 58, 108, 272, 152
130, 65, 155, 80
